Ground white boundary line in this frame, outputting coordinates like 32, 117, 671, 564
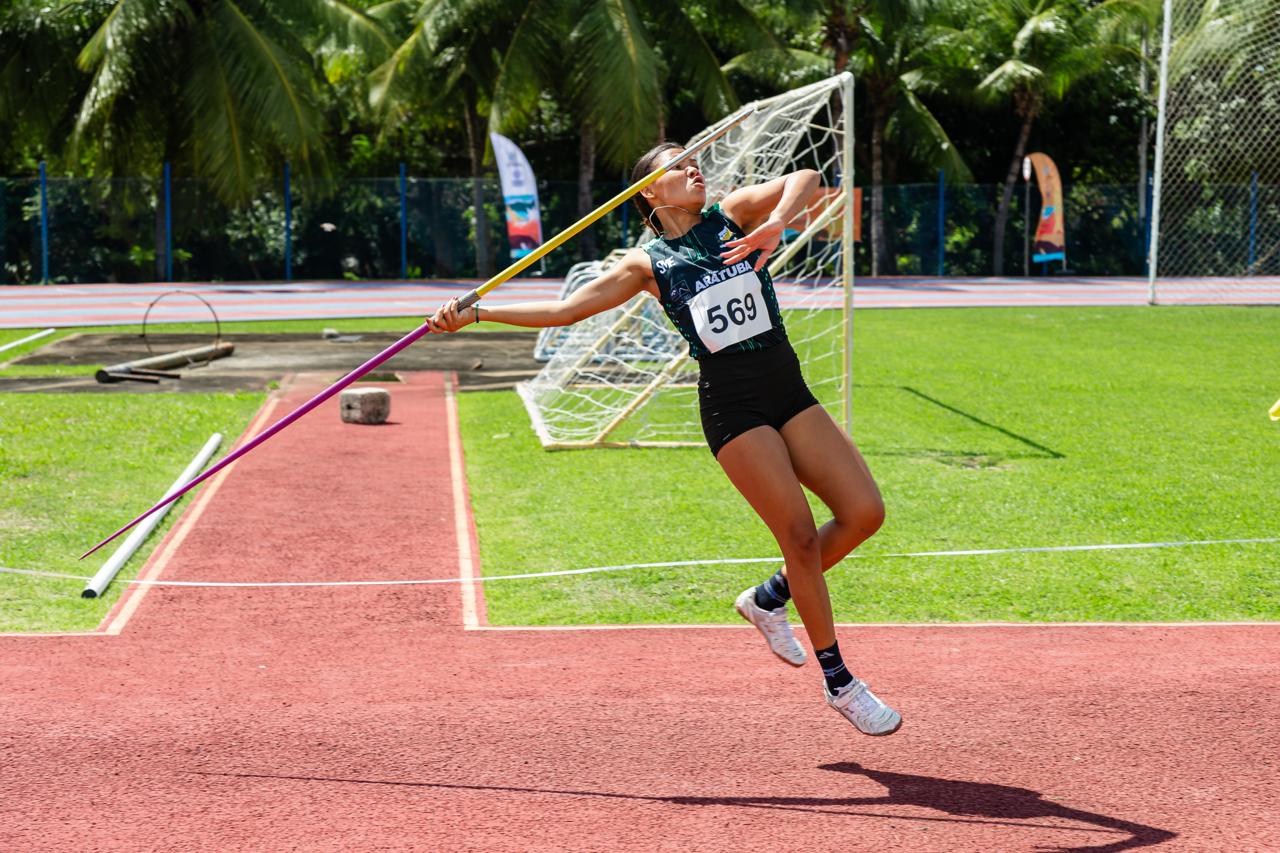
444, 372, 484, 629
3, 536, 1277, 592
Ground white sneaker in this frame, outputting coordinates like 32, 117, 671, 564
825, 678, 903, 736
734, 587, 807, 667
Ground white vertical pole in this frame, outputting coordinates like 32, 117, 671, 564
82, 434, 223, 598
1147, 0, 1175, 305
840, 70, 855, 435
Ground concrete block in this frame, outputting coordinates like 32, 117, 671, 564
340, 387, 390, 424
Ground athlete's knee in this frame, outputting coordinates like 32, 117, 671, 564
835, 494, 884, 543
779, 522, 821, 561
858, 495, 886, 537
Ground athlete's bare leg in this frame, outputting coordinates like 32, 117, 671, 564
779, 404, 884, 573
715, 426, 836, 649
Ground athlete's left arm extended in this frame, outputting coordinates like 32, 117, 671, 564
718, 170, 821, 270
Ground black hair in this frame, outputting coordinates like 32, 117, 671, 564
630, 142, 684, 233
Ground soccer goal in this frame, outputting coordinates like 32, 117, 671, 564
517, 72, 857, 449
1148, 0, 1280, 304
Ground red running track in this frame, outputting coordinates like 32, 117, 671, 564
2, 372, 1277, 851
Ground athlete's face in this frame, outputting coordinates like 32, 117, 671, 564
644, 148, 706, 210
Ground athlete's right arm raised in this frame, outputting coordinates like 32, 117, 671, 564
426, 249, 653, 333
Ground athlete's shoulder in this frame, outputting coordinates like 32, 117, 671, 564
621, 246, 658, 281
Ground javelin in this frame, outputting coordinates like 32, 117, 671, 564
81, 106, 757, 560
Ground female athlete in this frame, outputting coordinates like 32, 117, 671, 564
427, 143, 900, 736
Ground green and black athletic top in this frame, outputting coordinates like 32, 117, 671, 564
642, 203, 786, 360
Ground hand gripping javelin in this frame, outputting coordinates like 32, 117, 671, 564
81, 106, 757, 560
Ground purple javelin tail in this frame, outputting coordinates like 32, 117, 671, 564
81, 321, 435, 560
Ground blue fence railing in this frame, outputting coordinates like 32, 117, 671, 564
2, 165, 1265, 285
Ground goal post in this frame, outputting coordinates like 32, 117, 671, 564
517, 72, 858, 449
1148, 0, 1280, 304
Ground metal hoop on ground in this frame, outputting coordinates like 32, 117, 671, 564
140, 289, 222, 358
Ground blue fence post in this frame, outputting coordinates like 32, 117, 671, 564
399, 163, 408, 279
164, 161, 173, 282
39, 161, 49, 284
937, 169, 945, 276
1247, 170, 1259, 274
283, 162, 292, 282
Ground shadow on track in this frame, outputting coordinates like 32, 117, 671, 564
669, 762, 1176, 853
194, 762, 1175, 852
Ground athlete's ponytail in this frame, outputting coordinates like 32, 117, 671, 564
631, 142, 684, 234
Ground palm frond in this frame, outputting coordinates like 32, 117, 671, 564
977, 58, 1043, 98
889, 89, 973, 182
213, 0, 329, 175
649, 0, 738, 122
1013, 7, 1070, 57
74, 0, 192, 141
0, 1, 99, 139
366, 0, 416, 28
368, 18, 433, 113
184, 19, 257, 203
489, 0, 559, 134
722, 48, 833, 90
570, 0, 662, 167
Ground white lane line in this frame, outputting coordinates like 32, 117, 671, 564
3, 536, 1276, 590
0, 328, 55, 354
445, 372, 483, 629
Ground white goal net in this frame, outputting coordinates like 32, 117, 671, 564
517, 72, 856, 448
1149, 0, 1280, 303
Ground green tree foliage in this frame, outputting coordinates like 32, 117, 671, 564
961, 0, 1134, 274
8, 0, 1267, 280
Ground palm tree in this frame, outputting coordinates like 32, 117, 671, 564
69, 0, 384, 203
488, 0, 779, 257
844, 1, 973, 276
759, 1, 971, 276
373, 0, 777, 272
1, 0, 384, 283
371, 0, 528, 277
968, 0, 1130, 275
0, 1, 99, 171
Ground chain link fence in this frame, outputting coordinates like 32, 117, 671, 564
1150, 0, 1280, 299
2, 172, 1157, 284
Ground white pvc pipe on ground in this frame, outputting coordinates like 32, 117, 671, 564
81, 433, 224, 599
0, 328, 56, 355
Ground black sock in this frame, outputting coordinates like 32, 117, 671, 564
816, 641, 854, 693
753, 569, 791, 611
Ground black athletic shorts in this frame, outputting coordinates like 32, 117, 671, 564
697, 338, 821, 457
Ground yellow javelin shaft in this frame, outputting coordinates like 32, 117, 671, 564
456, 105, 756, 310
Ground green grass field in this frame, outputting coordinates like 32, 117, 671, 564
0, 392, 265, 632
2, 306, 1277, 632
463, 306, 1279, 625
0, 316, 475, 632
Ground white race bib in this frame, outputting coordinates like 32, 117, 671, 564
688, 268, 771, 353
